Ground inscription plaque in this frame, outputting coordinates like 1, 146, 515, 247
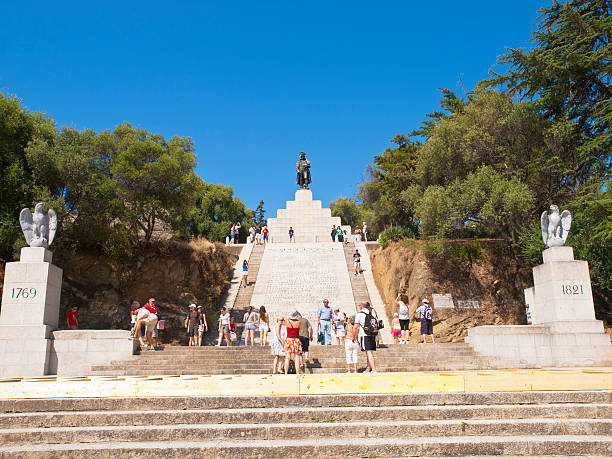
457, 300, 480, 309
433, 293, 454, 309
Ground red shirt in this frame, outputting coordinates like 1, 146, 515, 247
262, 228, 269, 236
144, 303, 157, 314
67, 310, 78, 327
286, 322, 300, 338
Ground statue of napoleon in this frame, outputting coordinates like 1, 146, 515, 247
296, 151, 311, 189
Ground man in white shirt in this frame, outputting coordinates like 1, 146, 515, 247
362, 222, 368, 241
352, 301, 377, 373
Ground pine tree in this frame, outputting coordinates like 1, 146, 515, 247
254, 200, 266, 227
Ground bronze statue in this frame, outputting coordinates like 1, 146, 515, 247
296, 152, 311, 189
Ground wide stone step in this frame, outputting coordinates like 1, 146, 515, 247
127, 354, 482, 362
150, 345, 475, 351
2, 419, 610, 446
91, 365, 491, 374
2, 392, 608, 412
3, 404, 609, 428
1, 435, 610, 458
109, 360, 483, 369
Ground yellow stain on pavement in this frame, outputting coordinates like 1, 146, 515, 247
299, 372, 465, 395
0, 368, 610, 399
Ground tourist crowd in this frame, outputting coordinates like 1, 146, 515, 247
229, 221, 370, 244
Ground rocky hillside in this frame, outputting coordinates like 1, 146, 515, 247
370, 240, 531, 343
0, 239, 236, 344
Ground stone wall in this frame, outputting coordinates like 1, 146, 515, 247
49, 330, 137, 375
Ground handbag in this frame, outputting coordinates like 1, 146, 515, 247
230, 331, 237, 342
378, 320, 384, 329
157, 320, 165, 330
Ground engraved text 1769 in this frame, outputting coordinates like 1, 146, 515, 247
10, 287, 37, 300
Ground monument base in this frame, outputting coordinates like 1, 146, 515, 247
0, 325, 54, 377
0, 247, 62, 377
466, 321, 612, 367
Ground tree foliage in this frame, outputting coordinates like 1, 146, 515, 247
484, 0, 611, 174
336, 0, 611, 294
0, 92, 250, 260
253, 200, 266, 227
188, 181, 252, 243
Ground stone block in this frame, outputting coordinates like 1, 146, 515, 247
20, 247, 53, 263
467, 323, 612, 368
1, 261, 62, 329
0, 338, 51, 376
542, 246, 574, 263
544, 320, 604, 334
49, 330, 135, 375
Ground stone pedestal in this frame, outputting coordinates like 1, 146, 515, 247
0, 247, 62, 377
267, 190, 342, 243
467, 247, 612, 368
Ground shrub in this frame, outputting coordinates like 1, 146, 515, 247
379, 227, 418, 248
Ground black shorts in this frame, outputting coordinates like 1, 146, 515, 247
299, 336, 309, 352
360, 335, 377, 352
420, 319, 433, 335
399, 319, 410, 331
189, 324, 199, 337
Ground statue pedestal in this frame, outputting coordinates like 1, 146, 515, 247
0, 247, 62, 377
267, 190, 344, 243
467, 247, 612, 367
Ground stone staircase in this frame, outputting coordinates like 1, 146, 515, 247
249, 242, 355, 328
228, 244, 265, 343
0, 391, 610, 457
343, 241, 371, 313
91, 343, 528, 375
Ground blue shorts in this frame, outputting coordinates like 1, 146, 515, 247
245, 323, 257, 331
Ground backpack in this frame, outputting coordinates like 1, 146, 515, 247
423, 305, 433, 320
361, 312, 379, 336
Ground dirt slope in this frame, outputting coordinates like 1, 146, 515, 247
0, 239, 235, 344
371, 240, 531, 342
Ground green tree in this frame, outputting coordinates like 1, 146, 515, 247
330, 196, 363, 228
0, 92, 56, 259
485, 0, 611, 176
253, 200, 266, 227
189, 181, 252, 242
416, 166, 534, 241
95, 123, 200, 247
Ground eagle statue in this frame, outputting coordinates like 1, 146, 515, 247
540, 205, 571, 248
19, 203, 57, 249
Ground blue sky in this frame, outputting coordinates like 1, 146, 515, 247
0, 1, 545, 216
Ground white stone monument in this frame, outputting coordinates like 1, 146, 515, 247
0, 247, 62, 377
0, 203, 138, 377
267, 189, 342, 243
467, 206, 612, 367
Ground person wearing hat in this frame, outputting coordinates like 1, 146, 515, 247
415, 298, 434, 343
352, 301, 377, 373
197, 305, 208, 346
283, 311, 303, 374
185, 304, 201, 347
